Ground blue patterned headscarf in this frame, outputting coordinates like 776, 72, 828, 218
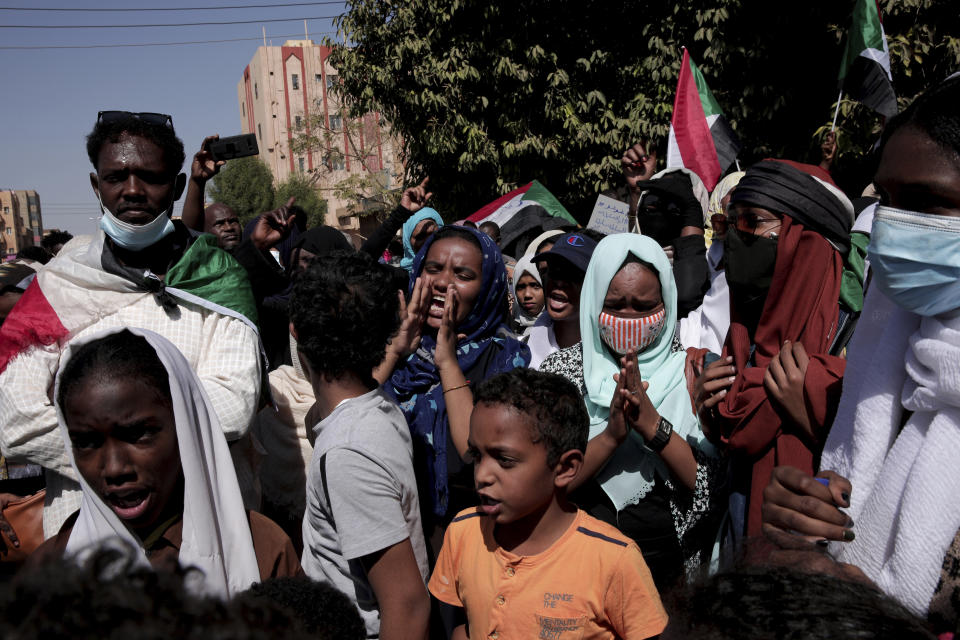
384, 226, 531, 517
400, 208, 445, 272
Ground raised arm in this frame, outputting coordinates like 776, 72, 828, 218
181, 135, 225, 232
374, 277, 430, 385
360, 177, 433, 258
433, 286, 471, 459
620, 350, 698, 490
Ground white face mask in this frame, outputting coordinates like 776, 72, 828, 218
97, 187, 175, 251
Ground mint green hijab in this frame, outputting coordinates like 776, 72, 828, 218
581, 234, 715, 511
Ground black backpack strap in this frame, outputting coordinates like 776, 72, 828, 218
319, 453, 335, 531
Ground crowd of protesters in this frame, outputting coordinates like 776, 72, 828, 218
0, 73, 957, 639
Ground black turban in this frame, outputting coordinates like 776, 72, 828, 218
730, 160, 853, 253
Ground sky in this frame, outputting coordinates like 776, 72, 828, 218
0, 0, 346, 235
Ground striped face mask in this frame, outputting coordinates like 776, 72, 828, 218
598, 306, 667, 356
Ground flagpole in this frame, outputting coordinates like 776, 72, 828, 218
831, 91, 844, 131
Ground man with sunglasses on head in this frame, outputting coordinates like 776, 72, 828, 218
0, 111, 264, 544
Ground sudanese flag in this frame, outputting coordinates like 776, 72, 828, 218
467, 179, 577, 227
0, 233, 259, 374
837, 0, 897, 118
666, 49, 741, 192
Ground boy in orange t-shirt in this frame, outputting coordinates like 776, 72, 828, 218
428, 369, 668, 639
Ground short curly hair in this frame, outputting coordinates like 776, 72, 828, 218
86, 114, 185, 176
41, 230, 73, 252
474, 369, 588, 467
289, 251, 401, 382
1, 545, 308, 640
665, 565, 936, 640
239, 576, 365, 640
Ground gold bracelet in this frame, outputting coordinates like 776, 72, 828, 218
442, 382, 471, 394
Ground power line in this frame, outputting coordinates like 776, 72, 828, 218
0, 2, 343, 10
0, 31, 337, 49
0, 14, 340, 28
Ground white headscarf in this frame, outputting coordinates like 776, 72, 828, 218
511, 254, 544, 329
820, 287, 960, 615
55, 327, 261, 598
707, 171, 746, 220
523, 229, 565, 258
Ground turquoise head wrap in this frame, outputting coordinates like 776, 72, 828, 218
581, 234, 715, 510
400, 208, 444, 271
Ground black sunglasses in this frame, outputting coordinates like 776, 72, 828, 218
97, 111, 174, 130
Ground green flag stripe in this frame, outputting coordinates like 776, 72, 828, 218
166, 234, 259, 325
688, 55, 723, 118
521, 179, 578, 224
838, 0, 887, 83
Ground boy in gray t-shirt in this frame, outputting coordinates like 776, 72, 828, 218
290, 253, 430, 640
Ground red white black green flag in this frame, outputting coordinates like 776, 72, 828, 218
837, 0, 897, 117
666, 49, 740, 192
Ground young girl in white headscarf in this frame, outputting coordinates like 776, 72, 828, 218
32, 327, 300, 597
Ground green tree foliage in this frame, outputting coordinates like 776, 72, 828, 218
207, 156, 275, 226
328, 0, 957, 218
274, 173, 328, 228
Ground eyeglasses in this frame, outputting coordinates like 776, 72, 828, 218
97, 111, 174, 130
727, 210, 782, 235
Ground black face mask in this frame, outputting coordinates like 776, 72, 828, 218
637, 193, 683, 247
724, 227, 778, 313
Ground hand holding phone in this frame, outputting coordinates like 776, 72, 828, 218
208, 133, 259, 161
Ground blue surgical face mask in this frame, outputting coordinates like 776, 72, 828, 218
868, 205, 960, 316
97, 188, 175, 251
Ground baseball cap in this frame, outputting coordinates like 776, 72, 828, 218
536, 232, 598, 274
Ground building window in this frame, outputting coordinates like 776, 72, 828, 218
5, 227, 11, 234
242, 102, 246, 116
331, 155, 345, 171
291, 74, 299, 90
254, 82, 258, 99
298, 157, 305, 173
326, 75, 335, 90
329, 115, 342, 131
315, 74, 322, 83
257, 124, 262, 140
295, 115, 302, 128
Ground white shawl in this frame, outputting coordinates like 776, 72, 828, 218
55, 327, 261, 598
524, 313, 559, 369
678, 271, 730, 354
820, 287, 960, 615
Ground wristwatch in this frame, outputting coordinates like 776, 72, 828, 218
646, 416, 673, 453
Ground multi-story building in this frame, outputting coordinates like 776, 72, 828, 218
14, 191, 43, 247
237, 39, 402, 232
0, 190, 42, 260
